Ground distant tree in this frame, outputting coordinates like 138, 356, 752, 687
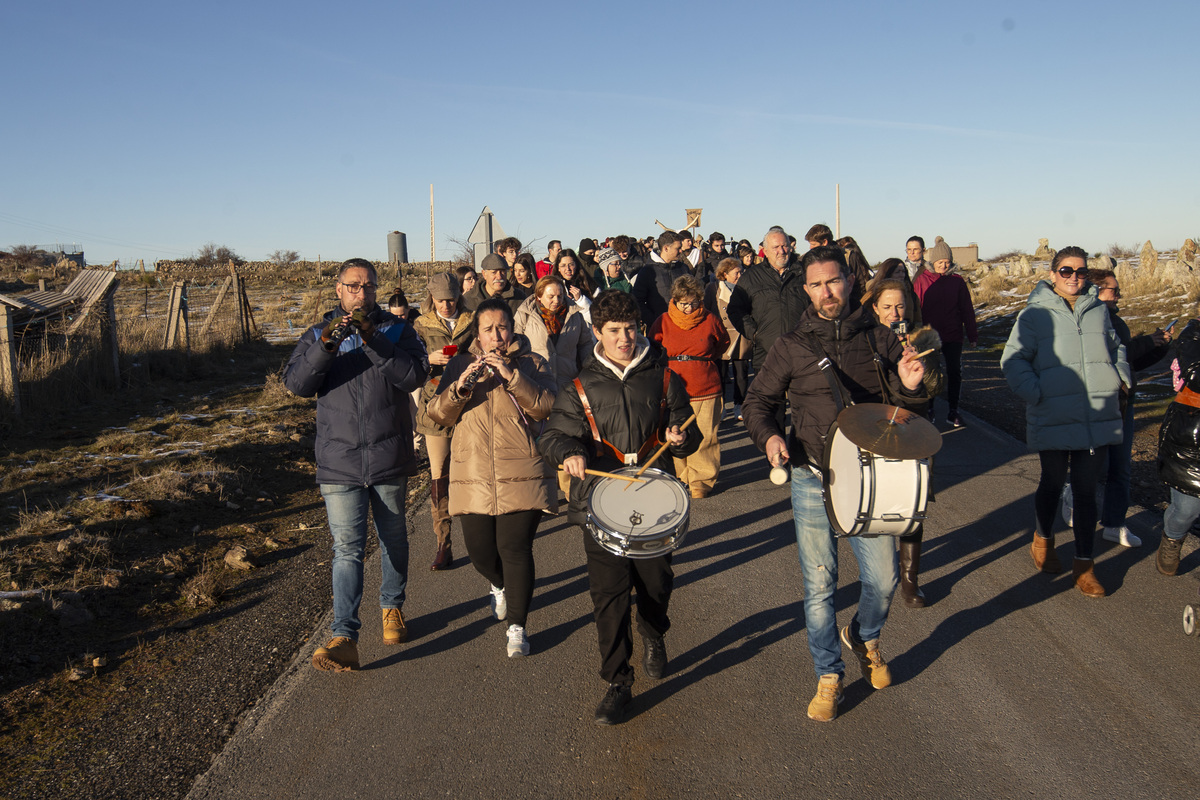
444, 234, 476, 267
5, 244, 50, 268
268, 249, 301, 266
194, 243, 243, 268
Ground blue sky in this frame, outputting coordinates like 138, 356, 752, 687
3, 0, 1197, 266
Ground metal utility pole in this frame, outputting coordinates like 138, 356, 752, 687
835, 184, 841, 239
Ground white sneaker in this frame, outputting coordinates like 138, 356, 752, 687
1102, 526, 1142, 547
1061, 485, 1074, 528
506, 624, 529, 657
489, 584, 507, 621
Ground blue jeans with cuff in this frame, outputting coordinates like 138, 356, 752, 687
320, 481, 409, 641
790, 466, 898, 678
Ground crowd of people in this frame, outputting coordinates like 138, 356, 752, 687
284, 224, 1182, 725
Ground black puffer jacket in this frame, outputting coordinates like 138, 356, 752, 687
632, 256, 690, 326
725, 256, 811, 369
461, 281, 527, 314
743, 305, 928, 469
1159, 319, 1200, 496
538, 342, 700, 526
1111, 309, 1170, 397
285, 307, 430, 485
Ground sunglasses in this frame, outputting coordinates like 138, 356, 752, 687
1056, 267, 1089, 278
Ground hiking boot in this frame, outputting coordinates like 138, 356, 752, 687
506, 624, 529, 657
1072, 558, 1106, 597
1031, 533, 1062, 574
430, 541, 453, 571
1101, 526, 1142, 547
312, 637, 359, 672
594, 683, 632, 725
382, 608, 407, 645
806, 674, 844, 722
1157, 533, 1185, 576
642, 636, 667, 679
841, 626, 892, 689
489, 584, 507, 621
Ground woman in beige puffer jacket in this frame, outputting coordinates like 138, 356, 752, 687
425, 297, 557, 658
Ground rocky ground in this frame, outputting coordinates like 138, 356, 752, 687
0, 266, 1191, 799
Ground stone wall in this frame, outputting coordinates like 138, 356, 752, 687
153, 260, 459, 285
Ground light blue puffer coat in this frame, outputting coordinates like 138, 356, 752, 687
1000, 281, 1130, 452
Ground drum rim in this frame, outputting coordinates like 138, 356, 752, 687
585, 465, 691, 558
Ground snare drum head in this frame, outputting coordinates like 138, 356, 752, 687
824, 424, 863, 533
588, 466, 690, 537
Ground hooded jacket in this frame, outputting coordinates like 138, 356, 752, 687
285, 307, 430, 485
513, 293, 594, 389
1000, 281, 1130, 451
411, 305, 476, 438
425, 335, 557, 516
537, 341, 700, 527
1159, 318, 1200, 496
743, 305, 927, 469
631, 253, 689, 326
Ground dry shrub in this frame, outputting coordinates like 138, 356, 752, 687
181, 557, 234, 608
260, 370, 293, 405
1108, 242, 1138, 259
972, 268, 1011, 305
986, 249, 1025, 263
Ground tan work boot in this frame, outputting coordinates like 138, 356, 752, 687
382, 607, 407, 645
1072, 558, 1106, 597
1031, 533, 1062, 574
841, 625, 892, 689
806, 674, 844, 722
312, 637, 359, 671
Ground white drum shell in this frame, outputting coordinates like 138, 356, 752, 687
822, 423, 930, 537
586, 466, 691, 558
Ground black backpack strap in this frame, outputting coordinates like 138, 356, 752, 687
804, 331, 852, 414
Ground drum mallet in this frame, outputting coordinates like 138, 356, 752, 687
625, 413, 699, 491
558, 466, 647, 484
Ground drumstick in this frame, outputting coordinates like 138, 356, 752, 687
625, 412, 699, 491
558, 466, 646, 484
913, 347, 936, 359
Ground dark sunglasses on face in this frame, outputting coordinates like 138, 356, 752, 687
1057, 267, 1089, 278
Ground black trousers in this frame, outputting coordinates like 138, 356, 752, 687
460, 510, 542, 627
939, 340, 964, 414
583, 529, 672, 686
1034, 449, 1104, 560
721, 358, 750, 406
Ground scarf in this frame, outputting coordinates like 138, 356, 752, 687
537, 301, 568, 335
668, 300, 705, 331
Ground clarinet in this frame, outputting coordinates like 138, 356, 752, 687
458, 357, 494, 394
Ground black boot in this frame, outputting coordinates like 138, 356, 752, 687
899, 539, 927, 608
594, 683, 632, 725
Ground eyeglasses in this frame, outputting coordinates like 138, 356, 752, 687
676, 300, 700, 310
1056, 267, 1089, 278
340, 282, 378, 293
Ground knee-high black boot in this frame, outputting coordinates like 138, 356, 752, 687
899, 539, 927, 608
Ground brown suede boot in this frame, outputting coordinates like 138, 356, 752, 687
430, 478, 453, 571
1156, 533, 1184, 576
899, 540, 927, 608
1031, 533, 1062, 574
1072, 558, 1106, 597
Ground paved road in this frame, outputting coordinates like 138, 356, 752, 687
188, 413, 1200, 800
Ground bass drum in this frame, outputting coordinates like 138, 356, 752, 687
586, 466, 690, 559
821, 422, 930, 537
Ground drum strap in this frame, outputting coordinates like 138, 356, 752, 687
804, 332, 852, 414
572, 372, 670, 465
863, 329, 899, 406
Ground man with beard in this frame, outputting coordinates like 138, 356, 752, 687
743, 246, 927, 722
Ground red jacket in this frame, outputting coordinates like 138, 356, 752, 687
535, 259, 554, 280
649, 308, 730, 400
914, 270, 977, 344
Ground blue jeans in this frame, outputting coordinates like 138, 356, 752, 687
320, 481, 409, 641
1100, 400, 1135, 528
1164, 488, 1200, 541
791, 467, 898, 678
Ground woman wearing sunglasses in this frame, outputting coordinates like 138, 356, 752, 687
1001, 247, 1130, 597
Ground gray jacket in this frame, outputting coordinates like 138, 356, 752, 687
1000, 281, 1130, 451
284, 307, 430, 485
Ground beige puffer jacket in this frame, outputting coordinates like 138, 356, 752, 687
412, 306, 475, 437
512, 294, 594, 389
425, 335, 558, 516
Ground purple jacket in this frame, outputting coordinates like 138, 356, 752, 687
914, 271, 977, 345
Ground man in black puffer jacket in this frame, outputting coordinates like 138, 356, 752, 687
285, 258, 430, 672
726, 226, 811, 372
539, 290, 698, 726
743, 246, 927, 724
631, 230, 690, 328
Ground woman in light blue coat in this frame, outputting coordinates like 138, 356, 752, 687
1001, 246, 1130, 597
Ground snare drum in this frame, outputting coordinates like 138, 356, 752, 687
586, 466, 690, 558
821, 422, 930, 537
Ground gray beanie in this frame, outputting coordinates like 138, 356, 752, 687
596, 247, 621, 271
927, 238, 952, 265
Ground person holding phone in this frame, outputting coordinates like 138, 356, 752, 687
1083, 268, 1171, 547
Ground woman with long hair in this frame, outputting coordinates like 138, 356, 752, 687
426, 297, 558, 655
554, 248, 598, 320
512, 253, 537, 292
